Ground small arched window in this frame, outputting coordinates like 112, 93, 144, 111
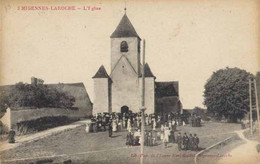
120, 41, 128, 52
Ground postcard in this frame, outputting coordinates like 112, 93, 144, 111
0, 0, 259, 164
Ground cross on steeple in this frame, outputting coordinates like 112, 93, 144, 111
124, 0, 127, 14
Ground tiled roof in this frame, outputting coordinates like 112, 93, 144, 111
155, 81, 179, 97
110, 14, 140, 39
139, 63, 156, 78
144, 63, 155, 78
92, 65, 110, 78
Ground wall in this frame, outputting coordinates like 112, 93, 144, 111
144, 77, 155, 114
47, 83, 93, 118
110, 55, 141, 113
0, 107, 85, 130
0, 108, 11, 129
93, 78, 109, 114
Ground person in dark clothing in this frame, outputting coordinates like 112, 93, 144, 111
125, 118, 128, 129
188, 134, 194, 150
144, 131, 149, 146
108, 119, 112, 137
8, 129, 16, 143
148, 131, 153, 146
151, 130, 157, 146
191, 116, 195, 127
129, 132, 134, 146
176, 132, 182, 151
170, 130, 175, 143
126, 132, 131, 146
194, 133, 199, 151
182, 133, 189, 151
92, 119, 97, 133
102, 116, 106, 131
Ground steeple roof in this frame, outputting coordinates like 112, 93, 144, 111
139, 63, 156, 78
144, 63, 155, 78
92, 65, 110, 78
110, 14, 140, 39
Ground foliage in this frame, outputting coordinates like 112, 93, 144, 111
0, 92, 9, 113
256, 72, 260, 110
192, 106, 210, 121
0, 121, 9, 134
0, 82, 75, 111
203, 67, 254, 122
192, 106, 206, 114
16, 116, 78, 134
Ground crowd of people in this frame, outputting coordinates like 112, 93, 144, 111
176, 132, 199, 151
125, 119, 200, 151
86, 111, 200, 151
88, 111, 189, 133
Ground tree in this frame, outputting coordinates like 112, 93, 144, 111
0, 82, 75, 110
0, 91, 9, 114
203, 67, 253, 123
256, 72, 260, 119
192, 106, 209, 121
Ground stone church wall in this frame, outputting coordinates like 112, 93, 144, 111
93, 78, 110, 114
111, 37, 140, 74
144, 77, 155, 114
110, 57, 141, 113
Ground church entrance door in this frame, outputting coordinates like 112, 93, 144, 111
121, 106, 129, 114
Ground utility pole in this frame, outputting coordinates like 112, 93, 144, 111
140, 39, 146, 164
254, 79, 260, 126
249, 79, 253, 135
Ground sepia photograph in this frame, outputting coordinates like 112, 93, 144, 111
0, 0, 260, 163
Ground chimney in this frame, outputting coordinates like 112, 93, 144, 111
31, 77, 37, 85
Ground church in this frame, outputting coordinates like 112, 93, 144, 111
93, 13, 182, 115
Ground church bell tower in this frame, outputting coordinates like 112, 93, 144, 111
110, 13, 141, 76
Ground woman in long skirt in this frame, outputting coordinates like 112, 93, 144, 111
122, 117, 126, 128
127, 119, 131, 131
172, 120, 176, 131
169, 121, 172, 130
160, 129, 164, 141
163, 127, 170, 148
118, 121, 122, 132
153, 119, 156, 130
137, 118, 140, 128
112, 119, 117, 132
85, 124, 90, 133
160, 124, 164, 132
145, 116, 149, 125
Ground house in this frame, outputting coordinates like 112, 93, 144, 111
0, 80, 93, 129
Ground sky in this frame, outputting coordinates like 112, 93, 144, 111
1, 0, 260, 109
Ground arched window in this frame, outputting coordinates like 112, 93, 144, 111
120, 41, 128, 52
